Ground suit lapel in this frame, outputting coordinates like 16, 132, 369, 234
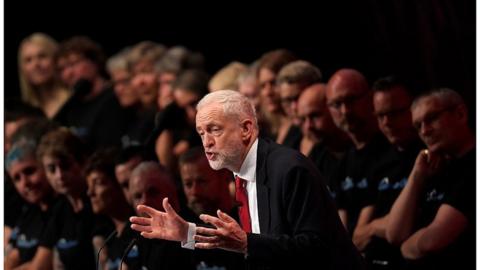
256, 138, 270, 233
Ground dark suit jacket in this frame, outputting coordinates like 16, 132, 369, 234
245, 138, 364, 269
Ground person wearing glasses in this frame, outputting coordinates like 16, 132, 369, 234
275, 60, 323, 151
326, 69, 391, 233
386, 88, 475, 269
352, 76, 424, 269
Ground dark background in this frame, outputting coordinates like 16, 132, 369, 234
5, 0, 475, 112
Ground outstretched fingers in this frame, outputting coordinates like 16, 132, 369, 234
163, 197, 178, 216
136, 204, 160, 217
199, 214, 225, 229
129, 216, 151, 226
196, 226, 218, 236
217, 210, 236, 223
130, 223, 152, 233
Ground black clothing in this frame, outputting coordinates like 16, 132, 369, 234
4, 175, 26, 228
408, 148, 475, 269
40, 196, 96, 270
137, 238, 195, 270
363, 142, 423, 269
244, 138, 364, 269
308, 142, 345, 197
55, 86, 129, 149
121, 107, 155, 149
9, 201, 56, 263
106, 222, 141, 270
334, 133, 391, 232
281, 125, 302, 150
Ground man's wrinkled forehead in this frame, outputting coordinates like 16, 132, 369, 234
196, 103, 226, 124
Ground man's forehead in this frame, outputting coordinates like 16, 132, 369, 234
196, 104, 225, 123
328, 85, 365, 99
298, 103, 322, 116
412, 97, 439, 115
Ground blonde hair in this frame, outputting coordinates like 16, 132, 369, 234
18, 33, 62, 107
208, 62, 247, 92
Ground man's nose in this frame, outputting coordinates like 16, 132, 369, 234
202, 134, 214, 148
420, 122, 432, 137
339, 103, 351, 115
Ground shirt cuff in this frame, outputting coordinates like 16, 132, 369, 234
180, 222, 196, 250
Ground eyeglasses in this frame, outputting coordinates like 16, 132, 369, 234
327, 92, 368, 110
413, 105, 457, 131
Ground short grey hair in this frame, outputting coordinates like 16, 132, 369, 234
276, 60, 322, 87
411, 88, 466, 111
130, 161, 172, 183
196, 90, 258, 129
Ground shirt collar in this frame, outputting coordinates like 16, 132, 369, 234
234, 138, 258, 182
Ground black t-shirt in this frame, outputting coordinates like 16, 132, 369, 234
308, 142, 345, 197
121, 107, 155, 148
363, 141, 423, 268
137, 238, 196, 270
4, 174, 26, 228
9, 200, 56, 263
40, 196, 96, 270
370, 141, 424, 217
408, 148, 476, 269
57, 86, 129, 149
334, 133, 391, 232
106, 222, 141, 270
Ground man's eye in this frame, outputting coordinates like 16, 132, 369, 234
47, 165, 56, 173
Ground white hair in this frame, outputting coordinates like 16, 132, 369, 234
196, 90, 258, 129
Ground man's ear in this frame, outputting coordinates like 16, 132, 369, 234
454, 104, 468, 124
240, 119, 254, 141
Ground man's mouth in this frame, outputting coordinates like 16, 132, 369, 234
205, 152, 216, 160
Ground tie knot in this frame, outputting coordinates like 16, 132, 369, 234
235, 176, 246, 190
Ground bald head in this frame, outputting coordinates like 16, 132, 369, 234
298, 83, 327, 108
297, 83, 337, 142
327, 69, 369, 97
325, 69, 376, 143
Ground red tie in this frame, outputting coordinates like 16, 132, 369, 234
235, 176, 251, 233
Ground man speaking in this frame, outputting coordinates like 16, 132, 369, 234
130, 90, 364, 269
